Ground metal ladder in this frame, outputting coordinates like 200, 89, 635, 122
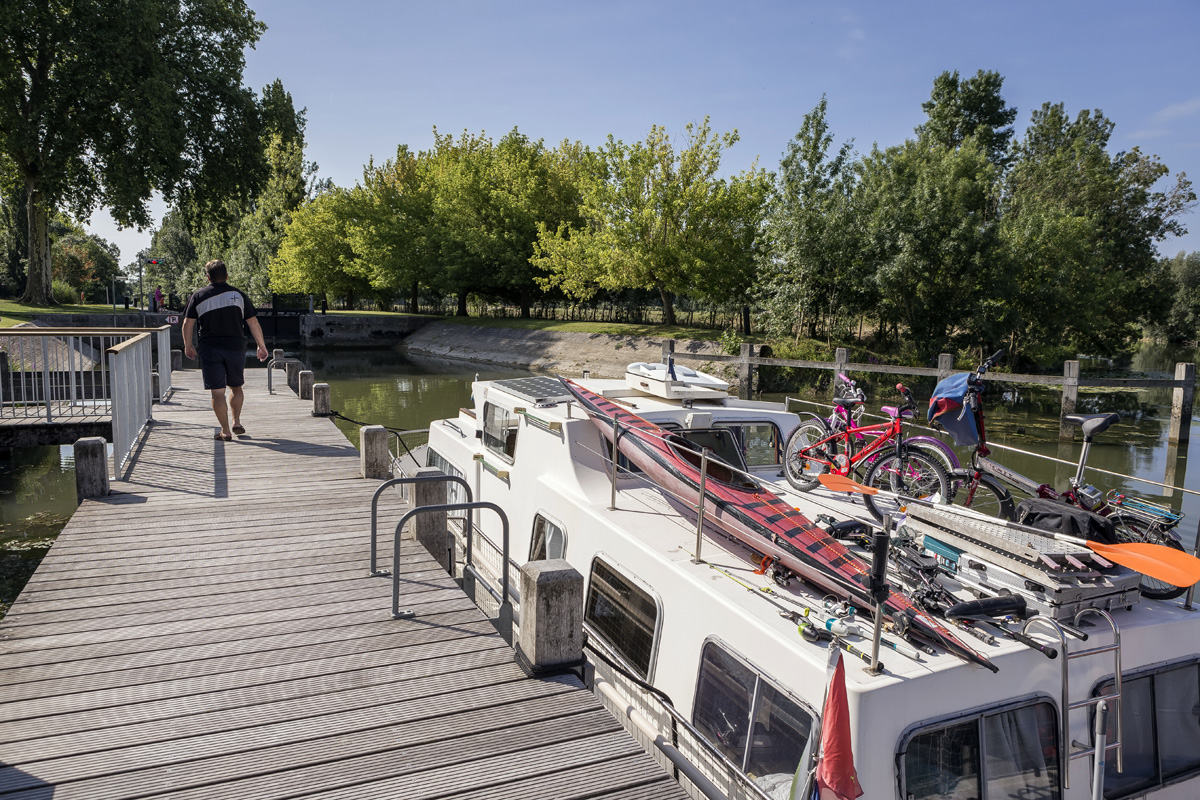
1023, 609, 1123, 794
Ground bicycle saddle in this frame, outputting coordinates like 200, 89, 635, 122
1064, 412, 1119, 439
881, 406, 915, 419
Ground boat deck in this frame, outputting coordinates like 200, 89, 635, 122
0, 369, 686, 799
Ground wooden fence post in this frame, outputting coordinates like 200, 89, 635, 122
1059, 360, 1080, 442
738, 343, 755, 399
1169, 362, 1195, 446
937, 353, 954, 383
833, 347, 848, 388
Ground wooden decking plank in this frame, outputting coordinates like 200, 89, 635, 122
0, 606, 485, 687
0, 676, 585, 790
298, 732, 644, 800
0, 369, 687, 800
0, 656, 533, 753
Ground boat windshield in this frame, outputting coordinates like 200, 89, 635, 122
667, 431, 758, 489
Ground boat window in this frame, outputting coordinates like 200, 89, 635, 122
530, 514, 566, 560
602, 422, 679, 477
901, 700, 1059, 800
425, 448, 468, 517
680, 429, 747, 471
482, 402, 519, 461
584, 559, 658, 679
716, 422, 783, 467
692, 641, 816, 793
669, 432, 758, 489
1093, 660, 1200, 798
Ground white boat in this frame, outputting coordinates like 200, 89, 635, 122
625, 360, 731, 399
418, 367, 1200, 800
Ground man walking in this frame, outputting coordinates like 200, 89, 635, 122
182, 260, 269, 440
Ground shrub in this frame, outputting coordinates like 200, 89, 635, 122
51, 281, 78, 305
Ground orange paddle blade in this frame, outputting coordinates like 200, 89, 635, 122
819, 473, 878, 494
1088, 541, 1200, 589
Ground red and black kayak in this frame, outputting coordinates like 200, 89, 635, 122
561, 377, 998, 673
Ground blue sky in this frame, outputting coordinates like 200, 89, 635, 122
88, 0, 1200, 267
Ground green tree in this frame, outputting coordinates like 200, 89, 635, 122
50, 221, 121, 302
0, 0, 266, 304
1160, 252, 1200, 343
271, 187, 371, 305
917, 69, 1018, 165
758, 96, 860, 342
533, 117, 761, 326
146, 210, 200, 301
855, 137, 1003, 356
1000, 103, 1195, 355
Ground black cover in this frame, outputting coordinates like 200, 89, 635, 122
1015, 497, 1118, 545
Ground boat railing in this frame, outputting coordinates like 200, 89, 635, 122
585, 635, 781, 800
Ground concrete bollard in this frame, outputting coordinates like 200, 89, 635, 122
286, 361, 301, 394
413, 467, 453, 572
312, 383, 332, 417
152, 372, 160, 402
272, 348, 284, 366
74, 437, 109, 503
171, 349, 182, 370
360, 425, 390, 479
299, 370, 315, 400
517, 559, 584, 674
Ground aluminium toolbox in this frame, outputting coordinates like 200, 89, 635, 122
902, 504, 1141, 621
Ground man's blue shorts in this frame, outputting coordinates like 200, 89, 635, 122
198, 345, 246, 390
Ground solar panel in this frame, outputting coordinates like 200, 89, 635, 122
492, 376, 573, 405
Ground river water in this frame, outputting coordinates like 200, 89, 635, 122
3, 343, 1199, 615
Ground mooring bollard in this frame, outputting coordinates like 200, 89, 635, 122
312, 383, 332, 417
152, 372, 160, 402
516, 558, 583, 675
171, 349, 182, 370
272, 348, 284, 365
413, 467, 453, 572
286, 361, 301, 394
73, 437, 109, 503
360, 425, 390, 479
299, 370, 315, 400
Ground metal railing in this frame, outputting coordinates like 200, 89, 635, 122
108, 334, 154, 476
0, 326, 171, 422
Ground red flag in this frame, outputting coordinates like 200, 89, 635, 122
815, 652, 863, 800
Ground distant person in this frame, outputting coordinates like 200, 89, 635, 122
153, 285, 164, 313
182, 260, 269, 441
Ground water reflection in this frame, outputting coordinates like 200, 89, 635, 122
0, 445, 77, 616
300, 347, 533, 442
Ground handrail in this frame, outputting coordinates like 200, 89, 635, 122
390, 501, 512, 640
1, 325, 171, 335
368, 474, 473, 576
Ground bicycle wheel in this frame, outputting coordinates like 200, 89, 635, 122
862, 446, 950, 522
1108, 514, 1189, 601
955, 473, 1015, 520
904, 438, 961, 501
784, 419, 834, 492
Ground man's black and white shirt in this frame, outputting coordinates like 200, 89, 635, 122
184, 283, 258, 350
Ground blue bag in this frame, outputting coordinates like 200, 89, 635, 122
928, 373, 980, 446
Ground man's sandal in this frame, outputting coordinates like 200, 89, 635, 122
232, 425, 246, 435
214, 432, 232, 441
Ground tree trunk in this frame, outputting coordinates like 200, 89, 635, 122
408, 281, 419, 314
519, 286, 531, 319
20, 181, 54, 305
658, 286, 676, 326
741, 305, 751, 336
456, 291, 469, 317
